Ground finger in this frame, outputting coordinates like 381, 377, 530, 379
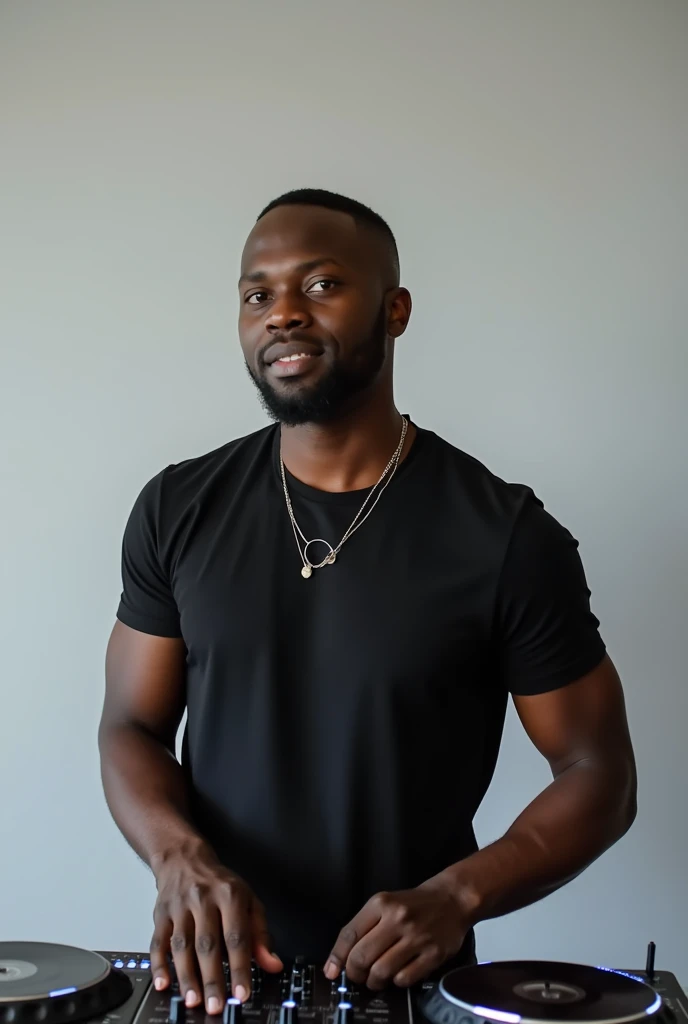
170, 909, 202, 1007
150, 915, 173, 992
192, 906, 227, 1015
220, 888, 253, 1001
325, 897, 385, 980
344, 924, 408, 988
364, 938, 420, 989
251, 901, 283, 973
393, 948, 443, 987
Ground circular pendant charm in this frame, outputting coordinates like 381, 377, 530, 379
301, 565, 313, 579
327, 552, 337, 565
304, 538, 335, 567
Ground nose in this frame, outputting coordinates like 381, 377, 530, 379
265, 294, 312, 334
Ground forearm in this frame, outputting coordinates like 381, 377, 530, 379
98, 721, 213, 871
437, 754, 637, 923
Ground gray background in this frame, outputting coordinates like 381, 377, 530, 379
1, 0, 686, 983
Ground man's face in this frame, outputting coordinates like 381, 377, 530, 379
238, 205, 398, 425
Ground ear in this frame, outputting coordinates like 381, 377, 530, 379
386, 287, 412, 339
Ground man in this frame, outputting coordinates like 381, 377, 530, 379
99, 189, 637, 1015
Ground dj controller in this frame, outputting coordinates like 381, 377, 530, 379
0, 941, 686, 1024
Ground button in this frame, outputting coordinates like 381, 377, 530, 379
140, 959, 151, 970
113, 960, 125, 970
127, 960, 138, 969
223, 997, 242, 1024
169, 995, 186, 1024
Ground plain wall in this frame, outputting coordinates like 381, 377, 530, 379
1, 0, 686, 983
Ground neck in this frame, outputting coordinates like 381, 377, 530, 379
279, 399, 416, 492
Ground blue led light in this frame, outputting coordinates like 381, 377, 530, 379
114, 960, 124, 969
127, 960, 137, 969
474, 1006, 521, 1024
338, 1003, 352, 1011
645, 995, 662, 1015
50, 987, 77, 998
140, 960, 151, 970
226, 998, 241, 1006
282, 1000, 297, 1008
337, 985, 348, 992
596, 967, 645, 984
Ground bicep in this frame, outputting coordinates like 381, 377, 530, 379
512, 655, 635, 775
102, 620, 186, 749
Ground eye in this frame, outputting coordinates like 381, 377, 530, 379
246, 291, 269, 304
308, 279, 337, 293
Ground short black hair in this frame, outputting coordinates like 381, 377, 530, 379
257, 188, 400, 282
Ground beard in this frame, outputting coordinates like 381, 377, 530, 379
245, 303, 389, 426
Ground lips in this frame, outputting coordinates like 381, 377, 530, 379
268, 351, 322, 379
263, 340, 324, 366
261, 338, 324, 380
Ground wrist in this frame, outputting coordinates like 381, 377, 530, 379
426, 861, 485, 928
149, 834, 216, 878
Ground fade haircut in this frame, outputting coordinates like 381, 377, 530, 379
257, 188, 400, 284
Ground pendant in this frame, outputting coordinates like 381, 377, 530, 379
301, 565, 313, 579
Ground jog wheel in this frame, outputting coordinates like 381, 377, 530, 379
0, 942, 132, 1024
420, 961, 671, 1024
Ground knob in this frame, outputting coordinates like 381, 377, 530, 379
280, 999, 299, 1024
336, 1001, 353, 1024
169, 995, 186, 1024
223, 997, 243, 1024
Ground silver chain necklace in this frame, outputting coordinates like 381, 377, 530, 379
279, 416, 409, 579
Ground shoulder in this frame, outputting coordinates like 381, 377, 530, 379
128, 423, 277, 529
420, 427, 541, 536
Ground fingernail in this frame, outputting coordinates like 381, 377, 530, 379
208, 997, 222, 1014
235, 985, 247, 1003
324, 961, 338, 980
154, 976, 166, 991
186, 991, 198, 1007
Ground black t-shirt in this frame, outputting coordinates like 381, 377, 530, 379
116, 422, 605, 964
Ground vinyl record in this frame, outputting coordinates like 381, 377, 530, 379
421, 962, 665, 1024
0, 942, 132, 1024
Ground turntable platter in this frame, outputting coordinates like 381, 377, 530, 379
421, 962, 668, 1024
0, 942, 132, 1024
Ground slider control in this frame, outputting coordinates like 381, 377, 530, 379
280, 999, 299, 1024
223, 997, 242, 1024
168, 995, 186, 1024
336, 1001, 353, 1024
291, 966, 304, 1002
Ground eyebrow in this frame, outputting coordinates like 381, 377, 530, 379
238, 257, 344, 286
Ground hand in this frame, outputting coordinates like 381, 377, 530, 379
150, 844, 282, 1013
324, 879, 470, 989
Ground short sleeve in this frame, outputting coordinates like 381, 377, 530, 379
494, 501, 606, 696
116, 470, 182, 638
